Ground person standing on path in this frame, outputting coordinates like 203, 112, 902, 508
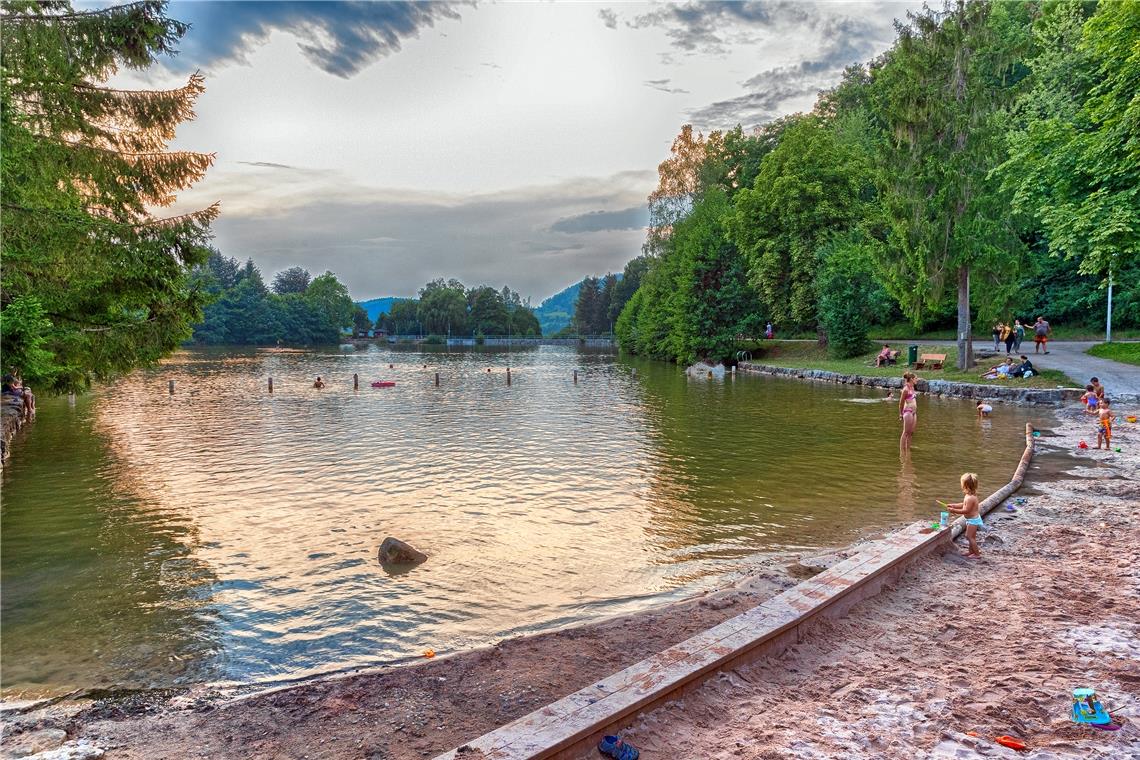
1002, 322, 1015, 354
1014, 319, 1025, 351
1033, 316, 1051, 354
992, 322, 1001, 350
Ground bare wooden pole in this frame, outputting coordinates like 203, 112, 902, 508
168, 379, 175, 395
353, 373, 359, 390
506, 367, 511, 386
435, 372, 440, 387
268, 377, 273, 393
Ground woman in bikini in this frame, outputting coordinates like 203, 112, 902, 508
898, 371, 918, 454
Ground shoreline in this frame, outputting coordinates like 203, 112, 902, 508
1, 410, 1088, 760
736, 361, 1123, 405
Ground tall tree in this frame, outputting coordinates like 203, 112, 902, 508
733, 113, 872, 329
272, 266, 312, 295
1, 0, 217, 390
870, 0, 1029, 368
1000, 0, 1139, 313
417, 279, 468, 335
574, 277, 602, 335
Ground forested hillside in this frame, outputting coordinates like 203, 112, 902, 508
613, 0, 1138, 368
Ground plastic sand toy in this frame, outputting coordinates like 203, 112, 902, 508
995, 736, 1027, 751
1071, 688, 1112, 725
1078, 440, 1089, 449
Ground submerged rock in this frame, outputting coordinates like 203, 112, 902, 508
378, 537, 427, 566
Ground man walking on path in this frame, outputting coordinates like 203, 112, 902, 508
1033, 316, 1051, 355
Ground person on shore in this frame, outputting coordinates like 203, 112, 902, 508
1095, 398, 1115, 450
313, 376, 326, 389
1013, 319, 1025, 351
2, 374, 35, 421
1033, 316, 1051, 354
1080, 384, 1099, 412
899, 372, 918, 454
980, 358, 1014, 380
765, 322, 774, 340
991, 322, 1001, 351
1001, 322, 1015, 354
976, 401, 993, 418
1009, 355, 1035, 378
946, 473, 983, 559
875, 344, 893, 367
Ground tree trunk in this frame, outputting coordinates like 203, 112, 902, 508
956, 265, 973, 370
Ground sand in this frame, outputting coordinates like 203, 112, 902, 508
621, 406, 1139, 759
3, 405, 1137, 759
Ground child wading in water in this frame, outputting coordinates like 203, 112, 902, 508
946, 473, 983, 559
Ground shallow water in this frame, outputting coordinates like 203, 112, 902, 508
1, 345, 1053, 696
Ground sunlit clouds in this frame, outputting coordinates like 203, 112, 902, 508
122, 1, 919, 300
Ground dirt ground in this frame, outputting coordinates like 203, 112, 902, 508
3, 405, 1137, 760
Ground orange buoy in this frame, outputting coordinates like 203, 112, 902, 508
423, 649, 435, 658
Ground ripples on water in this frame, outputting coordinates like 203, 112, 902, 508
0, 345, 1053, 695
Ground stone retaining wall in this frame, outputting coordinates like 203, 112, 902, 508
736, 362, 1094, 405
1, 393, 31, 466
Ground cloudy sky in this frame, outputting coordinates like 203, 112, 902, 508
124, 1, 919, 303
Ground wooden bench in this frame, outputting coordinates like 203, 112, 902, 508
914, 353, 946, 370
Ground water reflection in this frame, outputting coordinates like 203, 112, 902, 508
1, 346, 1051, 696
1, 395, 221, 697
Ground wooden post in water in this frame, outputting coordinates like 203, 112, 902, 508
435, 372, 440, 387
353, 373, 359, 390
268, 377, 273, 393
506, 367, 511, 386
573, 370, 578, 384
168, 379, 175, 395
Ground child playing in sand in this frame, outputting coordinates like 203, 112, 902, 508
1095, 399, 1116, 450
976, 401, 992, 418
1080, 384, 1098, 412
946, 473, 982, 559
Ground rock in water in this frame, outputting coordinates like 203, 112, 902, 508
378, 537, 427, 566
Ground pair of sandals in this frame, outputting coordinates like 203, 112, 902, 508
598, 735, 639, 760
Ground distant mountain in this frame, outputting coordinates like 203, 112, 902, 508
534, 282, 580, 335
534, 274, 622, 336
356, 297, 406, 322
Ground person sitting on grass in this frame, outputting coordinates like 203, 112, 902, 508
946, 473, 983, 559
875, 344, 893, 367
1009, 355, 1035, 379
980, 358, 1014, 380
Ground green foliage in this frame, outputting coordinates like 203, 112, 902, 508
1001, 0, 1139, 280
870, 0, 1028, 332
417, 279, 468, 335
272, 267, 312, 295
733, 113, 872, 328
1086, 342, 1140, 367
190, 255, 355, 345
816, 235, 889, 358
1, 1, 217, 391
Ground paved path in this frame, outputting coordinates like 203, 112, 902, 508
1027, 340, 1140, 394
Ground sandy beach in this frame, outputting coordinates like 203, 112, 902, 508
3, 404, 1137, 760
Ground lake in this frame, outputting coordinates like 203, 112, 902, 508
0, 345, 1051, 696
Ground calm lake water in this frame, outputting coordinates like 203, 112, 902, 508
1, 345, 1052, 696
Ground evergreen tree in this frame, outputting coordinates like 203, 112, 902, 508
574, 277, 602, 335
1, 1, 217, 390
272, 267, 312, 295
870, 0, 1029, 368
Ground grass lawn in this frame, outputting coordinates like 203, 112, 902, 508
1086, 342, 1140, 367
738, 341, 1078, 388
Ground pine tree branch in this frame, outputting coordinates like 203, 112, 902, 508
72, 73, 204, 96
1, 1, 155, 23
2, 202, 220, 228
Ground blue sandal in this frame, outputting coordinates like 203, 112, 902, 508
599, 735, 639, 760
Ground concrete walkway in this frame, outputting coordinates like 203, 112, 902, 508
968, 339, 1140, 395
1030, 340, 1140, 395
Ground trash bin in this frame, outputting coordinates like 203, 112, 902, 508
907, 345, 919, 366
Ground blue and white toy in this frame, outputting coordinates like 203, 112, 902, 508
1071, 688, 1112, 725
